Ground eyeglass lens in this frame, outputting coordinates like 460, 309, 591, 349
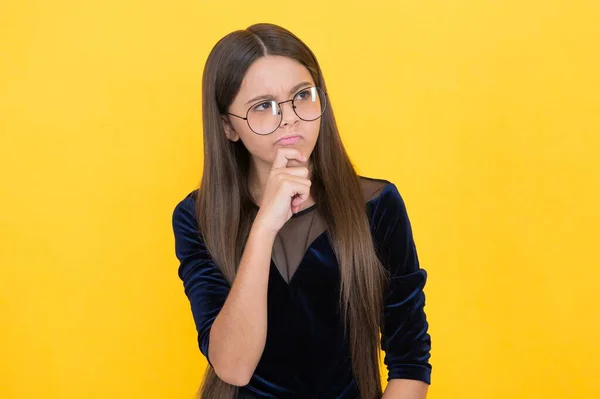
246, 86, 326, 135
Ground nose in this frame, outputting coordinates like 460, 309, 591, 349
279, 100, 299, 128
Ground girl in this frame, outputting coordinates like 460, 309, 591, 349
173, 23, 431, 399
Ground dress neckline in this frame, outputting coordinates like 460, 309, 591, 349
291, 203, 317, 218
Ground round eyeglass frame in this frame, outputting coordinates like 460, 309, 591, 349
227, 86, 328, 135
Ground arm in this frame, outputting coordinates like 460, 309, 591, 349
382, 379, 428, 399
173, 195, 276, 386
370, 184, 432, 397
208, 223, 276, 385
174, 150, 311, 387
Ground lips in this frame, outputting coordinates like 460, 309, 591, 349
275, 134, 302, 145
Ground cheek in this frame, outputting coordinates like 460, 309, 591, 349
301, 120, 321, 146
240, 136, 269, 158
234, 124, 273, 161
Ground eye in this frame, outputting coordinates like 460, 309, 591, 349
253, 101, 273, 112
295, 88, 312, 101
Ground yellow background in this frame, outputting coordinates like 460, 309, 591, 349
1, 1, 599, 398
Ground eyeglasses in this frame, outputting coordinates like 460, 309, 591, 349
227, 86, 327, 135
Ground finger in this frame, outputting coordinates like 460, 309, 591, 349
291, 195, 306, 208
280, 176, 311, 193
291, 189, 310, 204
274, 167, 310, 179
272, 148, 307, 169
285, 180, 311, 203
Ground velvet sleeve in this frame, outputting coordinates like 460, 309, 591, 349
370, 184, 432, 384
172, 193, 231, 365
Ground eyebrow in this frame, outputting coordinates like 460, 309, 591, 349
244, 81, 313, 106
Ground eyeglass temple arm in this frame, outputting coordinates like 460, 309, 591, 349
227, 112, 247, 121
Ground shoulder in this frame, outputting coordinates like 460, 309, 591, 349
358, 175, 403, 205
359, 175, 391, 202
359, 176, 409, 224
172, 189, 200, 233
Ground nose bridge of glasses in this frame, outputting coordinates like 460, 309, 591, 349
278, 99, 298, 120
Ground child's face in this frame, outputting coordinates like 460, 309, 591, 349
224, 55, 323, 169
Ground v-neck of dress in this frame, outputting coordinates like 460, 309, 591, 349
270, 229, 329, 287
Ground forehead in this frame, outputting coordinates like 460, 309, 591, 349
238, 55, 314, 97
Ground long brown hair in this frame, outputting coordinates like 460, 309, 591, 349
196, 23, 388, 399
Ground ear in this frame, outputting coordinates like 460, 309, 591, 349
221, 115, 240, 142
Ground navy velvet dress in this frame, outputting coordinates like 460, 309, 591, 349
172, 177, 431, 398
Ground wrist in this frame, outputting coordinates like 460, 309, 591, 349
250, 218, 278, 242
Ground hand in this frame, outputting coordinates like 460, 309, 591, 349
253, 148, 312, 234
